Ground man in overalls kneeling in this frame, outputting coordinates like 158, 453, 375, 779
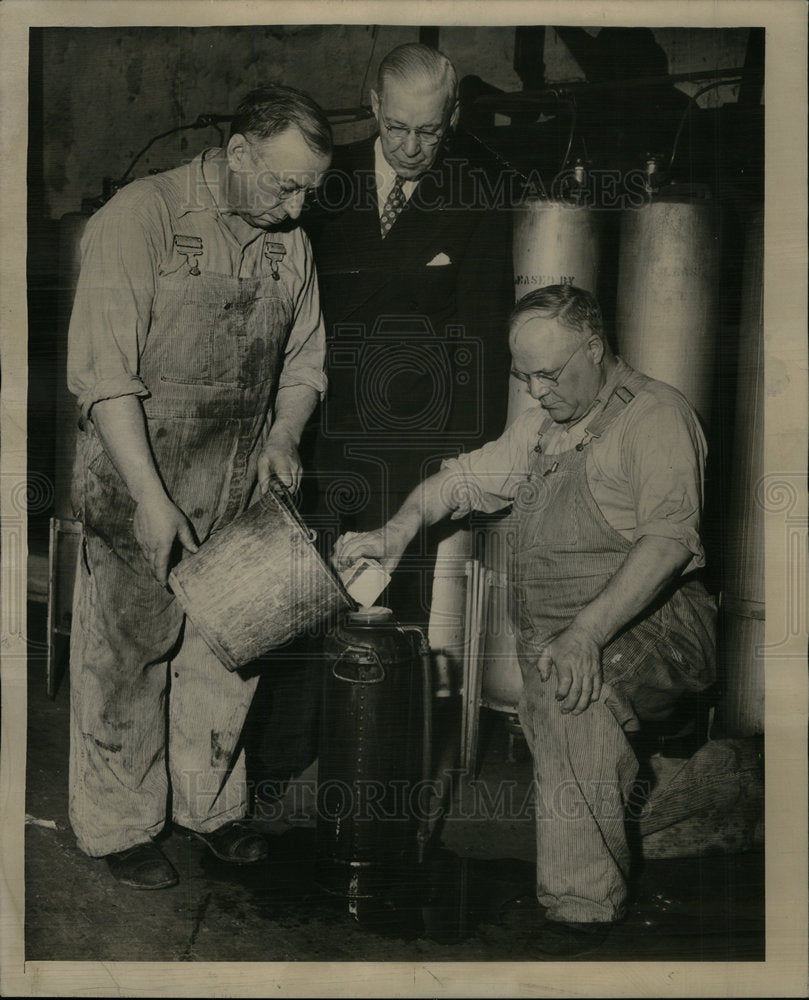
334, 284, 716, 955
67, 86, 331, 889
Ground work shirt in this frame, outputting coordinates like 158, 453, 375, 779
66, 148, 329, 856
67, 148, 327, 424
441, 357, 707, 573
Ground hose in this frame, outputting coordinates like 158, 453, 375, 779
667, 77, 743, 174
401, 625, 433, 865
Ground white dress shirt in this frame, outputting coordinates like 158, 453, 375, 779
373, 138, 418, 215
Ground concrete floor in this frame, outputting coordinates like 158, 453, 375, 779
23, 599, 765, 966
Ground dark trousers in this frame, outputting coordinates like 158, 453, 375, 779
242, 642, 323, 809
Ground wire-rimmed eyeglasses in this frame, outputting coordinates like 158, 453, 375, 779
511, 341, 589, 389
379, 113, 444, 148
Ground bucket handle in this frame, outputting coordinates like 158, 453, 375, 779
267, 474, 317, 543
331, 645, 386, 683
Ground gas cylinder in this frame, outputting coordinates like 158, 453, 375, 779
615, 185, 719, 425
720, 208, 764, 736
509, 184, 602, 424
316, 607, 430, 912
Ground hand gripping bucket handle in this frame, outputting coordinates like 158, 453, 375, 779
267, 474, 317, 543
168, 480, 354, 671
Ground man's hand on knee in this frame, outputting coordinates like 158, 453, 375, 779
535, 624, 603, 715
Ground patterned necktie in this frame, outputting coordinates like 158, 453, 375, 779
379, 174, 406, 238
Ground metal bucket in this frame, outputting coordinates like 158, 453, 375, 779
169, 481, 354, 671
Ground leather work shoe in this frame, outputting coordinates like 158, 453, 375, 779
105, 841, 179, 890
185, 820, 268, 864
536, 919, 612, 957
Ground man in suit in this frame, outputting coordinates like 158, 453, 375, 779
244, 44, 514, 810
304, 41, 513, 622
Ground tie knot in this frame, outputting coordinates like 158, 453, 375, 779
393, 174, 405, 189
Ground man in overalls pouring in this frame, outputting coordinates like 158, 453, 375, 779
334, 283, 716, 955
67, 86, 331, 889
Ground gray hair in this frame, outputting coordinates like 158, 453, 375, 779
510, 285, 605, 342
377, 43, 458, 110
231, 84, 332, 158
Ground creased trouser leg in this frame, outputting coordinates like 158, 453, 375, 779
168, 620, 259, 831
68, 530, 260, 855
518, 668, 639, 923
69, 543, 181, 857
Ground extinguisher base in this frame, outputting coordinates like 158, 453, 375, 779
314, 855, 419, 901
314, 857, 426, 936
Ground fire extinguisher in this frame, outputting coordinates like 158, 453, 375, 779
315, 606, 433, 918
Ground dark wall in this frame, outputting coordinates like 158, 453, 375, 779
28, 25, 761, 564
36, 25, 751, 221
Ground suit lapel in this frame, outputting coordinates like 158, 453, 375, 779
317, 144, 456, 324
377, 158, 449, 263
333, 141, 452, 265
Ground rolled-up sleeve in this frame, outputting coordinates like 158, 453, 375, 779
623, 395, 707, 566
277, 229, 328, 399
440, 409, 540, 516
66, 191, 157, 423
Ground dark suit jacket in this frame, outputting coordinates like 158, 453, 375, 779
302, 135, 513, 532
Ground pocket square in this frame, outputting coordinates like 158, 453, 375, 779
426, 252, 452, 266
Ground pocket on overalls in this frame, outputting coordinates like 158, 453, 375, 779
154, 278, 216, 385
508, 584, 537, 641
197, 284, 290, 389
514, 470, 579, 551
83, 448, 138, 556
235, 288, 290, 389
603, 600, 676, 689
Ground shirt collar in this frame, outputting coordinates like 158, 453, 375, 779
594, 356, 632, 408
176, 148, 226, 218
540, 356, 633, 442
572, 356, 632, 421
572, 356, 632, 435
373, 137, 419, 199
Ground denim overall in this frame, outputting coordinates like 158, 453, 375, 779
69, 195, 293, 856
511, 371, 716, 923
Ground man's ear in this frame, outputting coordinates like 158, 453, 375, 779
587, 335, 606, 365
448, 100, 460, 131
227, 132, 249, 170
370, 90, 380, 117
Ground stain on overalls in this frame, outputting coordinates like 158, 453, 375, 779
69, 201, 293, 857
509, 372, 716, 924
